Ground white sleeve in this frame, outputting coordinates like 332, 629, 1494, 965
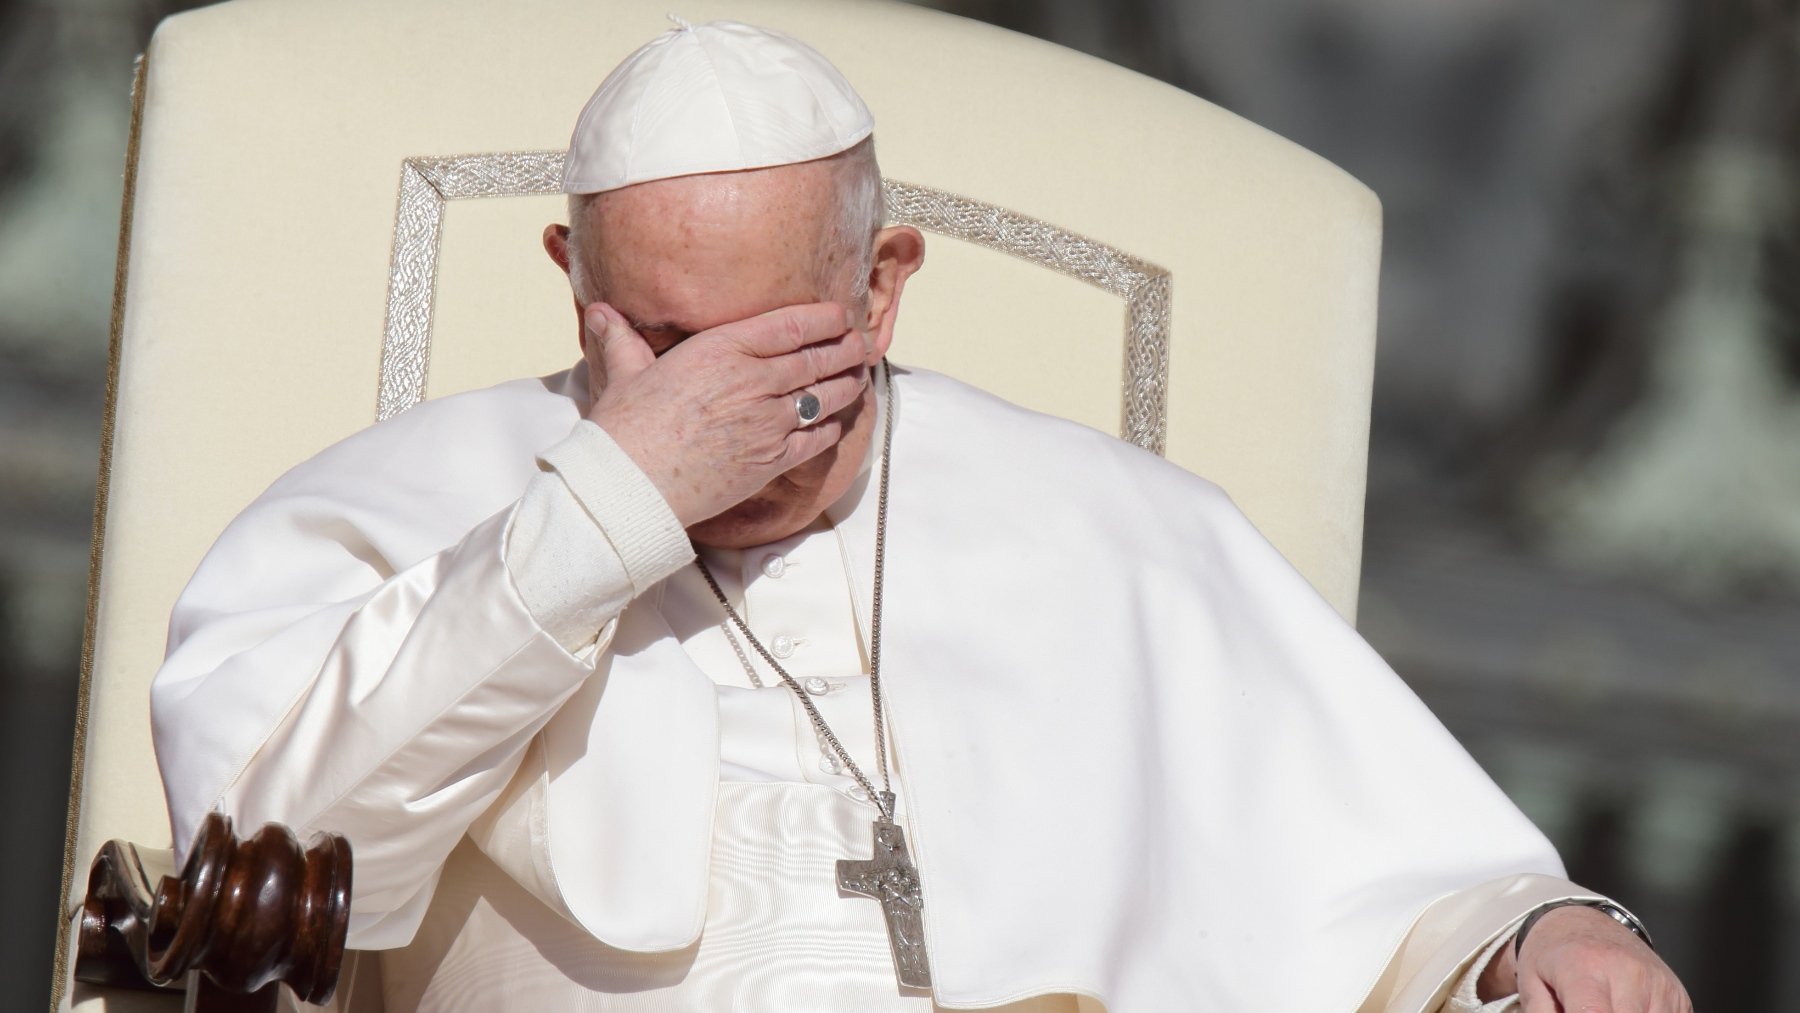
151, 420, 692, 949
507, 421, 694, 650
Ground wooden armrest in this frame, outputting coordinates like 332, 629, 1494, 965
75, 812, 352, 1012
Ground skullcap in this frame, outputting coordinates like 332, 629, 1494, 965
562, 17, 875, 194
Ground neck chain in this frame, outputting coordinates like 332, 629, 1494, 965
694, 360, 899, 821
695, 362, 933, 990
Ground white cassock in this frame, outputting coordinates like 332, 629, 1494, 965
152, 364, 1594, 1012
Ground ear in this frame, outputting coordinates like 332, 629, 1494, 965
545, 223, 594, 353
862, 225, 925, 363
543, 223, 573, 275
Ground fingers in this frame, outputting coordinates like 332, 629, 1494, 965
586, 303, 656, 383
766, 328, 869, 396
779, 415, 847, 470
672, 301, 863, 398
692, 300, 862, 385
792, 364, 870, 426
724, 301, 857, 357
772, 366, 866, 472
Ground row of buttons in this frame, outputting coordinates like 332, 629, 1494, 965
759, 556, 800, 665
743, 548, 873, 801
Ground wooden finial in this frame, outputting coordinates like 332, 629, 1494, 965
76, 812, 352, 1009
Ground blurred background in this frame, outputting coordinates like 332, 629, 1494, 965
3, 0, 1795, 1008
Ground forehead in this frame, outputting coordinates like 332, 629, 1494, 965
599, 160, 835, 223
588, 164, 838, 331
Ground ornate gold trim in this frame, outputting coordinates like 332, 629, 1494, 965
881, 182, 1171, 454
378, 151, 566, 421
53, 50, 149, 1013
377, 153, 1172, 453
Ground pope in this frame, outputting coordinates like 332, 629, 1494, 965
151, 18, 1691, 1013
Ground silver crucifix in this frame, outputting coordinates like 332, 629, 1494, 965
837, 816, 933, 989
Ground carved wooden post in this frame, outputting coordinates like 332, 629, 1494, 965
75, 812, 352, 1010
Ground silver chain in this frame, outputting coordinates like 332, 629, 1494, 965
717, 619, 767, 689
695, 361, 898, 820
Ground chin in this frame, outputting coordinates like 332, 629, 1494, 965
686, 494, 822, 550
687, 417, 871, 549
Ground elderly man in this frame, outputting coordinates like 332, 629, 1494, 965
151, 19, 1689, 1013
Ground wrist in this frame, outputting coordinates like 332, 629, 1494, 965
539, 421, 696, 588
1514, 898, 1653, 962
586, 410, 704, 526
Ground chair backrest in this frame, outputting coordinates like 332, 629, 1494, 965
55, 0, 1380, 1008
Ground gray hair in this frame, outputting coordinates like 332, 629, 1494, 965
565, 136, 885, 309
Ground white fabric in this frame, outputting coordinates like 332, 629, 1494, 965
72, 6, 1389, 962
684, 526, 893, 797
503, 390, 1507, 1010
152, 365, 1565, 1011
385, 783, 1083, 1012
514, 417, 694, 651
519, 372, 891, 795
562, 19, 875, 195
1444, 924, 1525, 1012
426, 437, 1083, 1009
507, 420, 693, 651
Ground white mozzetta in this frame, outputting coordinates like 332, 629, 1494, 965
153, 365, 1577, 1011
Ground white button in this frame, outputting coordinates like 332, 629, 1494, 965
819, 753, 844, 774
846, 784, 870, 803
771, 635, 796, 659
803, 676, 830, 696
761, 554, 787, 579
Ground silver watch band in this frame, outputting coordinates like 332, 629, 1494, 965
1514, 898, 1655, 960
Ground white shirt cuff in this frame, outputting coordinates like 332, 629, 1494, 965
505, 421, 694, 650
1443, 920, 1525, 1012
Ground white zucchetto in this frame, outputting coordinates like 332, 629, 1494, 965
562, 17, 875, 195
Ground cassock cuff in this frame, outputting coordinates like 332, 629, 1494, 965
1442, 919, 1524, 1012
541, 420, 695, 587
505, 422, 694, 649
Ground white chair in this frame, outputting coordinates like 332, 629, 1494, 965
53, 0, 1380, 1008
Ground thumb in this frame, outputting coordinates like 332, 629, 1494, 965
586, 303, 655, 384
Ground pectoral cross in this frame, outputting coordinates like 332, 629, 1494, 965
837, 816, 933, 989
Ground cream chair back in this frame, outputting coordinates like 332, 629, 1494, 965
56, 0, 1380, 1008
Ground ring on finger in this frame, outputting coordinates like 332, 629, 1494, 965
794, 390, 824, 428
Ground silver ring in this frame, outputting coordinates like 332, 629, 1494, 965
794, 391, 823, 428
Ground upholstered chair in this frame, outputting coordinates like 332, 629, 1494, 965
55, 0, 1379, 1008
